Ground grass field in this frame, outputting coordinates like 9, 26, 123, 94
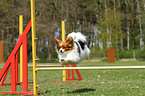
1, 61, 145, 96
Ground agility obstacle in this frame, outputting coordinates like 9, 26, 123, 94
0, 19, 33, 94
62, 21, 66, 81
1, 0, 145, 95
0, 0, 36, 95
66, 65, 82, 81
53, 65, 83, 81
36, 66, 145, 70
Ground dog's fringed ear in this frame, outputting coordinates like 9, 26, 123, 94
55, 38, 60, 44
66, 37, 73, 43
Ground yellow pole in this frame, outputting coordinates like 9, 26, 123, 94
19, 15, 23, 82
31, 0, 38, 95
62, 21, 66, 81
62, 21, 65, 41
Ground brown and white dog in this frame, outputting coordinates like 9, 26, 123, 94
55, 32, 90, 65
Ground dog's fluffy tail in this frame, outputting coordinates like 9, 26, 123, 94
67, 32, 87, 42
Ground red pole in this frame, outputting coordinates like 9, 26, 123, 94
23, 37, 28, 91
0, 65, 10, 86
16, 52, 19, 82
11, 56, 16, 92
74, 65, 82, 80
71, 65, 74, 79
67, 65, 70, 79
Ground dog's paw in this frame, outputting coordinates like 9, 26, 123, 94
60, 59, 65, 64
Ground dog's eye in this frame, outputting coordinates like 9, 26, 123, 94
57, 47, 60, 49
63, 47, 66, 49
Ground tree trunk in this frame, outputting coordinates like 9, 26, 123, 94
2, 24, 4, 40
105, 1, 109, 48
125, 0, 130, 50
136, 0, 143, 50
118, 0, 123, 50
127, 22, 130, 50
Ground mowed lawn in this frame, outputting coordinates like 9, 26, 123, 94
1, 61, 145, 96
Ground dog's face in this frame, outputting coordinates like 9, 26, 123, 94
55, 37, 74, 53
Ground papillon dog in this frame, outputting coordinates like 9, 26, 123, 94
55, 32, 90, 65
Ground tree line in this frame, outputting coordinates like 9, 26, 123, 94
0, 0, 144, 61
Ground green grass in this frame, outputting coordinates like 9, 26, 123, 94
1, 61, 145, 96
81, 60, 145, 66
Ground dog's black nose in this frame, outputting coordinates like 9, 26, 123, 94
60, 50, 63, 53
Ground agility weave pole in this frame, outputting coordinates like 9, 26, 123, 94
19, 15, 23, 83
30, 0, 38, 95
62, 21, 66, 81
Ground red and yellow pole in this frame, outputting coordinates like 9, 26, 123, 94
62, 21, 66, 81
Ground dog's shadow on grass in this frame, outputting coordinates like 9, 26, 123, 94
67, 88, 95, 93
